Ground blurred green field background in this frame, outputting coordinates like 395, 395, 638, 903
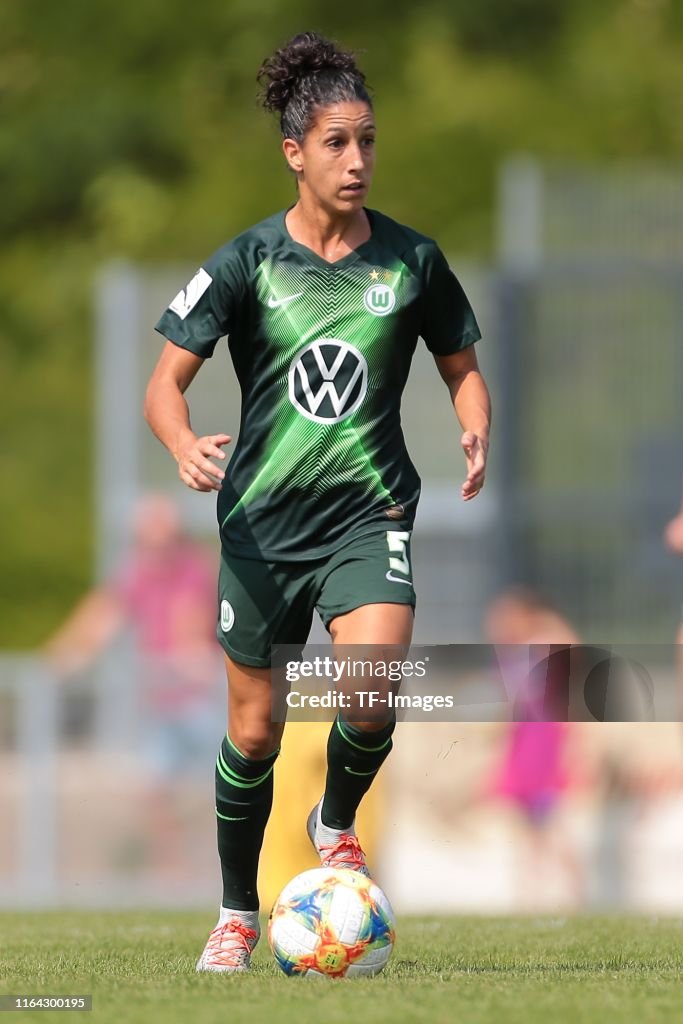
2, 911, 683, 1024
4, 0, 683, 647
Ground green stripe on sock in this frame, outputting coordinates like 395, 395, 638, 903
344, 766, 378, 776
216, 807, 249, 821
225, 732, 280, 760
336, 718, 392, 753
216, 750, 274, 788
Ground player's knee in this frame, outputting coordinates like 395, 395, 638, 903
342, 711, 396, 738
351, 716, 396, 734
230, 723, 281, 760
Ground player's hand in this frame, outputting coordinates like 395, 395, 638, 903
176, 432, 232, 492
461, 431, 488, 501
664, 513, 683, 554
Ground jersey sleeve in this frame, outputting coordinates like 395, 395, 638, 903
419, 242, 482, 356
154, 244, 244, 359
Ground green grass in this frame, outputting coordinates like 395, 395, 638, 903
1, 913, 682, 1024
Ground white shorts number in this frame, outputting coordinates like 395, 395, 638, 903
386, 531, 411, 575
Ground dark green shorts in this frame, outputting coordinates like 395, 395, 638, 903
216, 528, 416, 667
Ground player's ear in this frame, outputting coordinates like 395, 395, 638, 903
282, 138, 303, 175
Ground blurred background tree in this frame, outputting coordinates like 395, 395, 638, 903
2, 0, 683, 645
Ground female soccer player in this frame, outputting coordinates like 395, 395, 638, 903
145, 31, 491, 971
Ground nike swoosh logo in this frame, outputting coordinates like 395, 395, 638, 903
267, 291, 303, 309
385, 570, 413, 585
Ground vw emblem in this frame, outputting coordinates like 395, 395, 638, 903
288, 339, 368, 424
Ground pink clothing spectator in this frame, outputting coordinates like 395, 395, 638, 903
114, 543, 216, 655
490, 721, 570, 824
113, 541, 220, 715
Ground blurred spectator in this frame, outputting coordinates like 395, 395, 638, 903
484, 587, 583, 909
44, 493, 223, 875
45, 494, 217, 673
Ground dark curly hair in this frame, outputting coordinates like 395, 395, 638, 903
257, 32, 372, 142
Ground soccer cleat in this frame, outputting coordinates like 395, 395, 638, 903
195, 916, 260, 973
306, 799, 371, 877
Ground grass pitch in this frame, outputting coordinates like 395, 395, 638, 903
1, 912, 682, 1024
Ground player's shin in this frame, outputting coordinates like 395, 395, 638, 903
215, 732, 280, 912
321, 713, 396, 830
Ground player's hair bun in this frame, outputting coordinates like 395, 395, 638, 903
258, 32, 363, 116
257, 32, 371, 142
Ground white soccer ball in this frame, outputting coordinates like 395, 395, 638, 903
268, 867, 396, 978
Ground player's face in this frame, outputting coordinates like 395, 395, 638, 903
284, 101, 376, 214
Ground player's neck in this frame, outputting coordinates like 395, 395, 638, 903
285, 198, 370, 263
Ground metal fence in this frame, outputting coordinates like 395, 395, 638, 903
496, 159, 683, 642
3, 653, 683, 912
0, 651, 225, 909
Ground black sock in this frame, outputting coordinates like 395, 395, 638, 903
321, 715, 396, 830
215, 733, 280, 912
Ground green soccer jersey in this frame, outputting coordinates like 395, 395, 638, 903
154, 207, 481, 559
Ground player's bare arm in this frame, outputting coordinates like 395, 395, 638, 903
434, 347, 491, 501
144, 340, 231, 492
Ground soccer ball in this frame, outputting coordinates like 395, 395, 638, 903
268, 867, 395, 978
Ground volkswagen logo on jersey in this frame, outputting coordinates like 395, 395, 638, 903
288, 339, 368, 424
364, 283, 396, 317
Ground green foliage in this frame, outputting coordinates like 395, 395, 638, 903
448, 0, 576, 58
3, 1, 683, 646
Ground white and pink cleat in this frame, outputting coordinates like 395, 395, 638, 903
306, 798, 371, 878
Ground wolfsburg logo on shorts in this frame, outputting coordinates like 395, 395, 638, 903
288, 339, 368, 424
220, 600, 235, 632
